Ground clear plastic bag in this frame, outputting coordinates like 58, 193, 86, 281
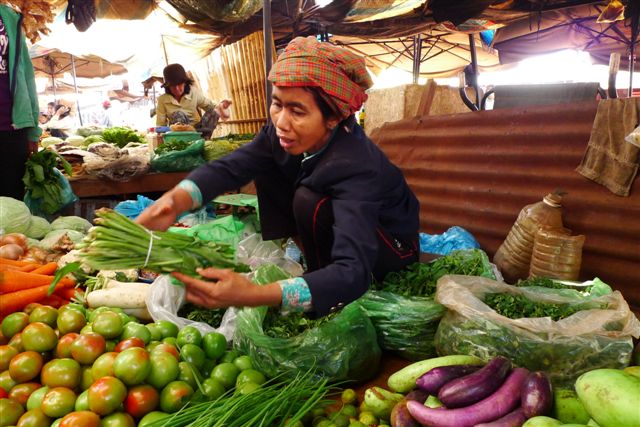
233, 264, 382, 382
434, 275, 640, 386
357, 291, 446, 361
145, 275, 237, 342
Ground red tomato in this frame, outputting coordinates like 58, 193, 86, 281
114, 337, 145, 353
41, 358, 81, 389
59, 411, 101, 427
0, 387, 7, 399
70, 333, 106, 365
88, 376, 127, 416
54, 333, 79, 359
124, 384, 159, 419
8, 381, 40, 406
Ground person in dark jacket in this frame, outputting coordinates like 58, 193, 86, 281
0, 4, 41, 199
136, 36, 420, 317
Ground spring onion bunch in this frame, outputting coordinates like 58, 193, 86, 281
144, 368, 335, 427
78, 208, 249, 276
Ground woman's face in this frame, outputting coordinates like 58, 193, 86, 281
169, 83, 186, 99
270, 86, 339, 156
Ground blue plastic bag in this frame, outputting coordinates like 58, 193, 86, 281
24, 168, 78, 218
420, 226, 480, 255
114, 195, 155, 219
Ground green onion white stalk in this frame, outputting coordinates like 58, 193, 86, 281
78, 208, 249, 276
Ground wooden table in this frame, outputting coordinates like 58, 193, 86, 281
69, 172, 188, 198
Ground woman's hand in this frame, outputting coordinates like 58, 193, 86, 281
172, 268, 282, 309
135, 188, 192, 231
215, 99, 232, 121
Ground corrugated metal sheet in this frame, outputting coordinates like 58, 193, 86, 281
371, 101, 640, 312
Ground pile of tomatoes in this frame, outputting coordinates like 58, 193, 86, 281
0, 303, 267, 427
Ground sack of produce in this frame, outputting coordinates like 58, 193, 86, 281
234, 264, 381, 382
150, 139, 206, 172
359, 249, 494, 361
434, 275, 640, 386
146, 274, 237, 342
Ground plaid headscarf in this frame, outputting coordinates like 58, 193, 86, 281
268, 36, 373, 120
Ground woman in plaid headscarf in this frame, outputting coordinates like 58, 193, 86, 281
138, 37, 420, 317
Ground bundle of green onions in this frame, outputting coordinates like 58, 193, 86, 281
78, 208, 249, 276
143, 369, 334, 427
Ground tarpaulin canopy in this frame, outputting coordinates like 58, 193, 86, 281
30, 46, 127, 78
494, 3, 637, 68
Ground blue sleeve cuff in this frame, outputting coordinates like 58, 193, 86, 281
176, 179, 203, 210
278, 277, 313, 314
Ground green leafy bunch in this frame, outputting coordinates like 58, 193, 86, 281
22, 150, 73, 215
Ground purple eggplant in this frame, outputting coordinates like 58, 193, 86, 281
390, 399, 420, 427
404, 389, 429, 403
415, 364, 482, 395
438, 356, 512, 408
521, 371, 553, 418
406, 367, 530, 427
474, 408, 527, 427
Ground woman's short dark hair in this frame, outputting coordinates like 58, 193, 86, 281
54, 104, 70, 119
164, 82, 192, 95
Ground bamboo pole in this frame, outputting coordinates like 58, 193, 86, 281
220, 47, 239, 135
238, 40, 258, 133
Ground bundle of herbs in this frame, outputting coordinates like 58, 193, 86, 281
78, 208, 249, 276
262, 309, 338, 339
372, 249, 494, 297
483, 292, 589, 321
178, 303, 226, 328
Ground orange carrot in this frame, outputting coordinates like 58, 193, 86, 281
0, 282, 73, 316
30, 262, 58, 276
0, 258, 34, 267
0, 270, 75, 294
54, 287, 82, 301
18, 264, 40, 272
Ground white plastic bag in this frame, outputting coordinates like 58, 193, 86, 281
625, 124, 640, 148
145, 275, 237, 342
237, 233, 304, 277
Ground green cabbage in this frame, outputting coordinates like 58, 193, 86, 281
25, 216, 51, 239
50, 216, 92, 233
40, 137, 63, 148
66, 135, 86, 147
38, 229, 85, 251
0, 197, 31, 234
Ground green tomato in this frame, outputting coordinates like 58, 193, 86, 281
41, 358, 82, 389
201, 378, 225, 400
21, 322, 58, 353
26, 386, 49, 411
236, 369, 266, 387
137, 411, 170, 427
41, 386, 77, 418
88, 376, 127, 416
0, 397, 25, 426
1, 312, 29, 339
100, 411, 135, 427
0, 345, 18, 371
120, 322, 151, 345
91, 352, 118, 381
154, 320, 179, 339
92, 312, 124, 339
75, 389, 90, 411
210, 362, 240, 390
176, 326, 201, 347
16, 407, 51, 427
56, 309, 86, 335
177, 362, 201, 389
233, 355, 254, 371
113, 347, 151, 386
180, 344, 205, 370
146, 351, 179, 390
145, 324, 162, 342
202, 332, 227, 360
219, 349, 240, 364
9, 350, 43, 383
29, 305, 58, 328
159, 381, 194, 413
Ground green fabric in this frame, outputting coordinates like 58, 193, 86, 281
0, 5, 41, 142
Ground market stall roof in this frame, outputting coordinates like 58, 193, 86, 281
30, 47, 128, 79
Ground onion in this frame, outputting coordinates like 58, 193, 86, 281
0, 243, 25, 260
0, 233, 28, 251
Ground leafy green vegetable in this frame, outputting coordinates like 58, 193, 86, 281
372, 249, 494, 297
22, 150, 73, 215
483, 292, 589, 321
0, 197, 31, 234
177, 304, 226, 328
262, 309, 338, 339
203, 139, 236, 161
101, 127, 144, 148
25, 216, 51, 239
154, 138, 197, 154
